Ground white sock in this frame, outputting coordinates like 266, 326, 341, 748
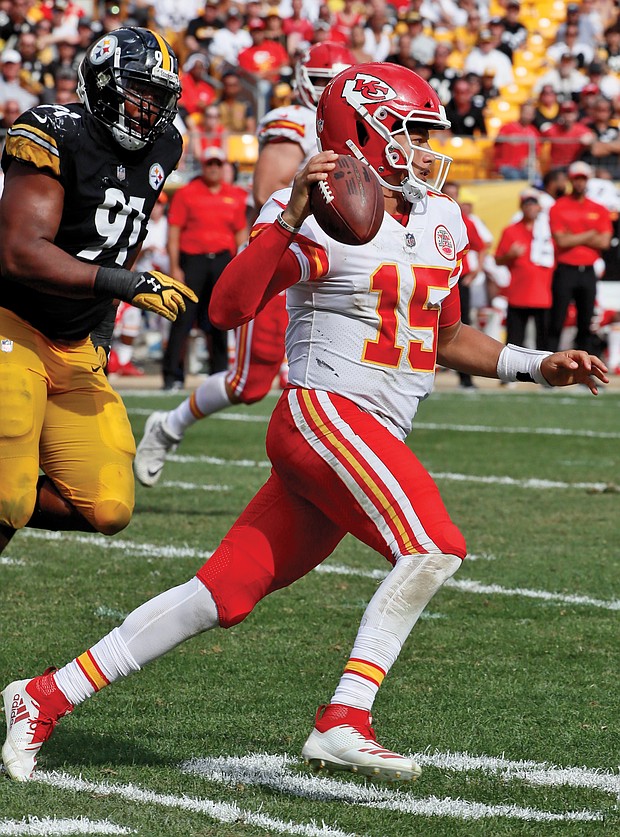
54, 578, 219, 705
331, 553, 461, 711
116, 343, 133, 366
607, 324, 620, 369
166, 371, 231, 438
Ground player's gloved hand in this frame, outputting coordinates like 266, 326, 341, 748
94, 267, 198, 322
89, 302, 117, 370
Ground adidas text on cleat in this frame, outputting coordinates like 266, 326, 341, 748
301, 703, 421, 782
2, 669, 73, 781
133, 411, 182, 487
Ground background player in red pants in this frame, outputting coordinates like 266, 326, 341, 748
134, 42, 354, 487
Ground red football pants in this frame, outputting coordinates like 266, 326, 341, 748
197, 388, 466, 627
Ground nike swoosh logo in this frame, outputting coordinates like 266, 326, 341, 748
147, 466, 163, 477
30, 111, 48, 124
91, 366, 102, 373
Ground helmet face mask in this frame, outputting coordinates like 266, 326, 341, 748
78, 28, 180, 151
316, 64, 453, 202
294, 42, 355, 110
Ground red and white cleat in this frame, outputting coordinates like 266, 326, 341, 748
116, 361, 145, 377
301, 703, 421, 781
1, 668, 73, 781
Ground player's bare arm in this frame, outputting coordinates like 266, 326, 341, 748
252, 141, 305, 211
0, 163, 99, 297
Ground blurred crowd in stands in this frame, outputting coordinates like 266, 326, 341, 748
1, 0, 620, 379
3, 0, 620, 184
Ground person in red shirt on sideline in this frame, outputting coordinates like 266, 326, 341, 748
161, 147, 248, 389
548, 160, 613, 352
495, 189, 555, 349
492, 101, 541, 180
541, 100, 594, 169
238, 17, 289, 84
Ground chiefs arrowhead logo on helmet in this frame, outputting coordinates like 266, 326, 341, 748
345, 74, 397, 103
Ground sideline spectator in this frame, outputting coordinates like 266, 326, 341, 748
332, 0, 363, 44
0, 48, 38, 112
547, 25, 594, 69
238, 17, 289, 84
499, 0, 527, 55
217, 71, 256, 134
41, 66, 78, 104
585, 60, 620, 101
495, 189, 554, 350
580, 96, 620, 179
385, 33, 417, 70
492, 101, 540, 180
533, 84, 559, 131
0, 0, 36, 51
209, 8, 252, 68
555, 0, 602, 46
161, 146, 247, 390
178, 52, 216, 125
363, 8, 392, 61
463, 28, 513, 89
189, 103, 228, 162
534, 52, 586, 100
444, 77, 487, 136
548, 161, 612, 352
601, 23, 620, 74
427, 42, 459, 104
184, 0, 224, 57
348, 23, 374, 64
542, 99, 594, 170
283, 0, 315, 55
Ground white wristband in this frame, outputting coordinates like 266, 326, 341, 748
276, 212, 301, 235
497, 344, 553, 386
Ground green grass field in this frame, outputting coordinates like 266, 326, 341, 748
1, 383, 619, 836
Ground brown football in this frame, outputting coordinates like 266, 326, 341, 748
309, 155, 384, 246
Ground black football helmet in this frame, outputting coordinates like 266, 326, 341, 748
77, 27, 180, 151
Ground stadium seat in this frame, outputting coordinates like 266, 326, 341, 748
436, 136, 483, 181
227, 133, 259, 170
500, 83, 530, 105
484, 99, 521, 128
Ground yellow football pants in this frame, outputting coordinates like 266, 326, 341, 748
0, 308, 135, 534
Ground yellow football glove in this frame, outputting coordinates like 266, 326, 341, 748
94, 268, 198, 322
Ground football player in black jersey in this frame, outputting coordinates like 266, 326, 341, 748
0, 27, 197, 556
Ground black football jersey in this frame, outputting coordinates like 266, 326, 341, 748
1, 103, 183, 340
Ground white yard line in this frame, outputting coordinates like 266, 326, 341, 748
125, 406, 620, 439
315, 564, 620, 611
13, 531, 619, 611
160, 480, 230, 492
181, 754, 601, 822
0, 819, 132, 835
33, 773, 357, 837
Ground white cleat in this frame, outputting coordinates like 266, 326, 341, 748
133, 411, 182, 487
301, 704, 421, 782
2, 670, 72, 781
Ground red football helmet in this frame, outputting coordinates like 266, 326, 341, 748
295, 42, 355, 110
316, 63, 453, 202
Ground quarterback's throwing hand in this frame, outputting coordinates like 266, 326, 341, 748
541, 350, 609, 395
94, 267, 198, 322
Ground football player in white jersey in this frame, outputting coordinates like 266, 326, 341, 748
3, 64, 607, 784
134, 42, 355, 488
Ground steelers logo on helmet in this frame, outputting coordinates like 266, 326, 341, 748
77, 27, 180, 152
317, 63, 453, 203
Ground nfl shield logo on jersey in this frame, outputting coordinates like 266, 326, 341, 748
405, 232, 416, 249
1, 339, 13, 353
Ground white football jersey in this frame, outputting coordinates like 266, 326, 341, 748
257, 190, 468, 440
256, 104, 317, 169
